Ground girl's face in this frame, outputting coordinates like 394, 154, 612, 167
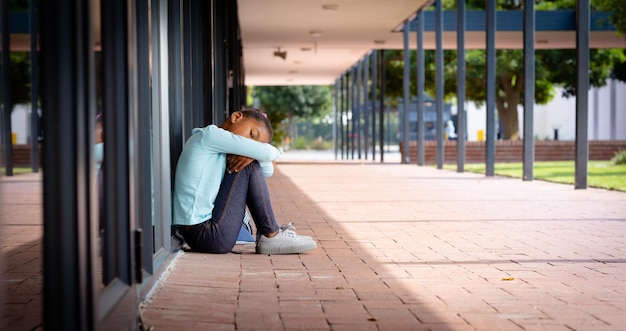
223, 112, 271, 143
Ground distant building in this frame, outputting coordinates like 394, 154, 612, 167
461, 79, 626, 141
10, 104, 40, 144
397, 96, 453, 141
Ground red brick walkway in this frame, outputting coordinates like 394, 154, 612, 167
0, 172, 43, 331
2, 162, 626, 330
143, 163, 626, 330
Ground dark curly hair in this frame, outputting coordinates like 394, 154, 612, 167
238, 108, 273, 142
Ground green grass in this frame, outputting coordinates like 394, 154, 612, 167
444, 161, 626, 192
0, 167, 41, 176
6, 162, 626, 192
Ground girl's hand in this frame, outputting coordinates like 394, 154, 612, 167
227, 155, 254, 174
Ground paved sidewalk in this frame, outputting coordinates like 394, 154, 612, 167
1, 163, 625, 330
0, 172, 43, 331
142, 163, 626, 330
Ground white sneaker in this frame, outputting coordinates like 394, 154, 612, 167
256, 223, 316, 255
277, 223, 315, 241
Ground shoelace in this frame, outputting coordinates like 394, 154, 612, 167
279, 223, 298, 238
279, 223, 296, 232
256, 223, 298, 242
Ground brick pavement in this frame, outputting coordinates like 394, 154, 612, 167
142, 163, 626, 331
2, 162, 626, 330
0, 172, 43, 331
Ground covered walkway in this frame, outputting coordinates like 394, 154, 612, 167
144, 163, 626, 330
5, 156, 625, 330
141, 161, 626, 330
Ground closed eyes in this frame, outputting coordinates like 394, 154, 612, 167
250, 128, 261, 140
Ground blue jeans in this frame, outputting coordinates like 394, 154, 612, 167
182, 161, 279, 253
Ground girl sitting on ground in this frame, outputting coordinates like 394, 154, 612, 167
172, 109, 316, 255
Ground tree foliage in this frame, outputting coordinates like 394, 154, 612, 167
593, 0, 626, 35
9, 0, 29, 12
384, 0, 626, 140
593, 0, 626, 82
254, 85, 332, 119
6, 53, 33, 109
6, 0, 37, 109
252, 85, 333, 146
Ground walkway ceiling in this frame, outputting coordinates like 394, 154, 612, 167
238, 0, 626, 86
238, 0, 431, 86
6, 1, 626, 87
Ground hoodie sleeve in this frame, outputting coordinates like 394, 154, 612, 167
259, 161, 275, 177
198, 125, 280, 164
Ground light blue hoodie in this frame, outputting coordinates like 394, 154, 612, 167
173, 125, 280, 226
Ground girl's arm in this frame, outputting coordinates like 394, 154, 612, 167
227, 155, 276, 177
200, 125, 280, 162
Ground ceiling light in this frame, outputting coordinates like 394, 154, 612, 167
273, 47, 287, 60
321, 4, 338, 11
309, 30, 322, 38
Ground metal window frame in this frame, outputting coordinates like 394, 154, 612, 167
40, 0, 98, 328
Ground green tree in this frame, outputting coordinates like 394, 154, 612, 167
252, 85, 333, 146
9, 0, 29, 12
594, 0, 626, 35
384, 0, 626, 140
7, 0, 38, 110
465, 48, 623, 139
593, 0, 626, 82
7, 52, 33, 109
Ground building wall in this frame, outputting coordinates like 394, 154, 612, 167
459, 79, 626, 141
10, 104, 33, 144
401, 140, 626, 164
